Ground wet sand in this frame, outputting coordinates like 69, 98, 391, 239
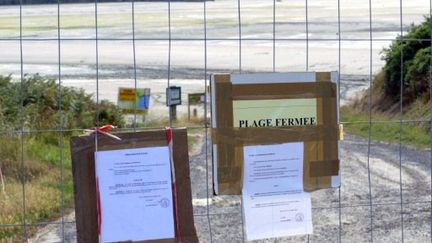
0, 0, 429, 121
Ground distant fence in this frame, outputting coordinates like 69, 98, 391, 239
0, 0, 431, 242
1, 0, 208, 6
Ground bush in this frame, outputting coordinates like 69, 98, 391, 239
405, 47, 431, 101
0, 74, 124, 241
0, 74, 125, 131
381, 17, 431, 103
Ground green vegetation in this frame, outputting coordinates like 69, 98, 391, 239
0, 137, 73, 241
343, 17, 431, 148
0, 74, 124, 241
0, 74, 124, 131
341, 107, 431, 149
0, 74, 207, 241
382, 17, 431, 103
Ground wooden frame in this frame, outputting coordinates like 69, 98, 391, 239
211, 72, 341, 195
70, 128, 197, 243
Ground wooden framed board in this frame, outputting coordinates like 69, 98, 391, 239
210, 72, 341, 195
70, 128, 198, 243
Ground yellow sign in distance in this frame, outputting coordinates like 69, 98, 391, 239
118, 87, 150, 114
119, 88, 136, 101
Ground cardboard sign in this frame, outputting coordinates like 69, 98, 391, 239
188, 93, 205, 105
70, 129, 198, 243
210, 72, 341, 195
118, 87, 150, 114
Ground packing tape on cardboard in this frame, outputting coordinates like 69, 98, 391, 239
231, 81, 337, 100
309, 159, 340, 177
211, 125, 341, 146
211, 126, 341, 176
212, 72, 340, 194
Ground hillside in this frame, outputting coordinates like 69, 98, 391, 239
343, 17, 431, 148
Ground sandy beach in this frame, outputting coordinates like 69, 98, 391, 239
0, 0, 430, 120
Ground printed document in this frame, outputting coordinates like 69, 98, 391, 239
242, 142, 313, 240
95, 146, 175, 242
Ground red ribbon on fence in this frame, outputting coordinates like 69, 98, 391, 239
85, 124, 121, 141
89, 125, 119, 240
0, 166, 5, 195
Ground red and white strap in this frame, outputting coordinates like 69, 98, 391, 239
92, 125, 118, 242
0, 166, 5, 195
85, 124, 121, 141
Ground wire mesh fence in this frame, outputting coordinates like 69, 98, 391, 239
0, 0, 431, 242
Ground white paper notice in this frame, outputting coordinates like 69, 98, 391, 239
95, 146, 175, 243
242, 142, 313, 241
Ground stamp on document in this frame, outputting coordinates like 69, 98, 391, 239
159, 198, 170, 208
295, 213, 304, 222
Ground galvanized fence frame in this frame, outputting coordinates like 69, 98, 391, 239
0, 0, 431, 242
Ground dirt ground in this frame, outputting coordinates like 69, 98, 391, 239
29, 134, 431, 242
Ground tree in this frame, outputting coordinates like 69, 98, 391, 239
381, 17, 431, 103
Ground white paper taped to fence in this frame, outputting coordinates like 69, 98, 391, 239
95, 146, 175, 243
242, 142, 313, 241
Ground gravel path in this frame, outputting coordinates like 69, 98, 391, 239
30, 134, 431, 243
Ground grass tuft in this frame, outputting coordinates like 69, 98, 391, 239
0, 136, 73, 242
341, 106, 431, 150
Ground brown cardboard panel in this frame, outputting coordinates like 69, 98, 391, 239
70, 129, 198, 243
214, 75, 238, 195
305, 86, 338, 191
211, 125, 340, 145
231, 82, 335, 100
211, 126, 340, 193
171, 129, 198, 243
303, 141, 318, 191
309, 160, 340, 177
316, 71, 332, 82
70, 139, 98, 243
212, 72, 340, 195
